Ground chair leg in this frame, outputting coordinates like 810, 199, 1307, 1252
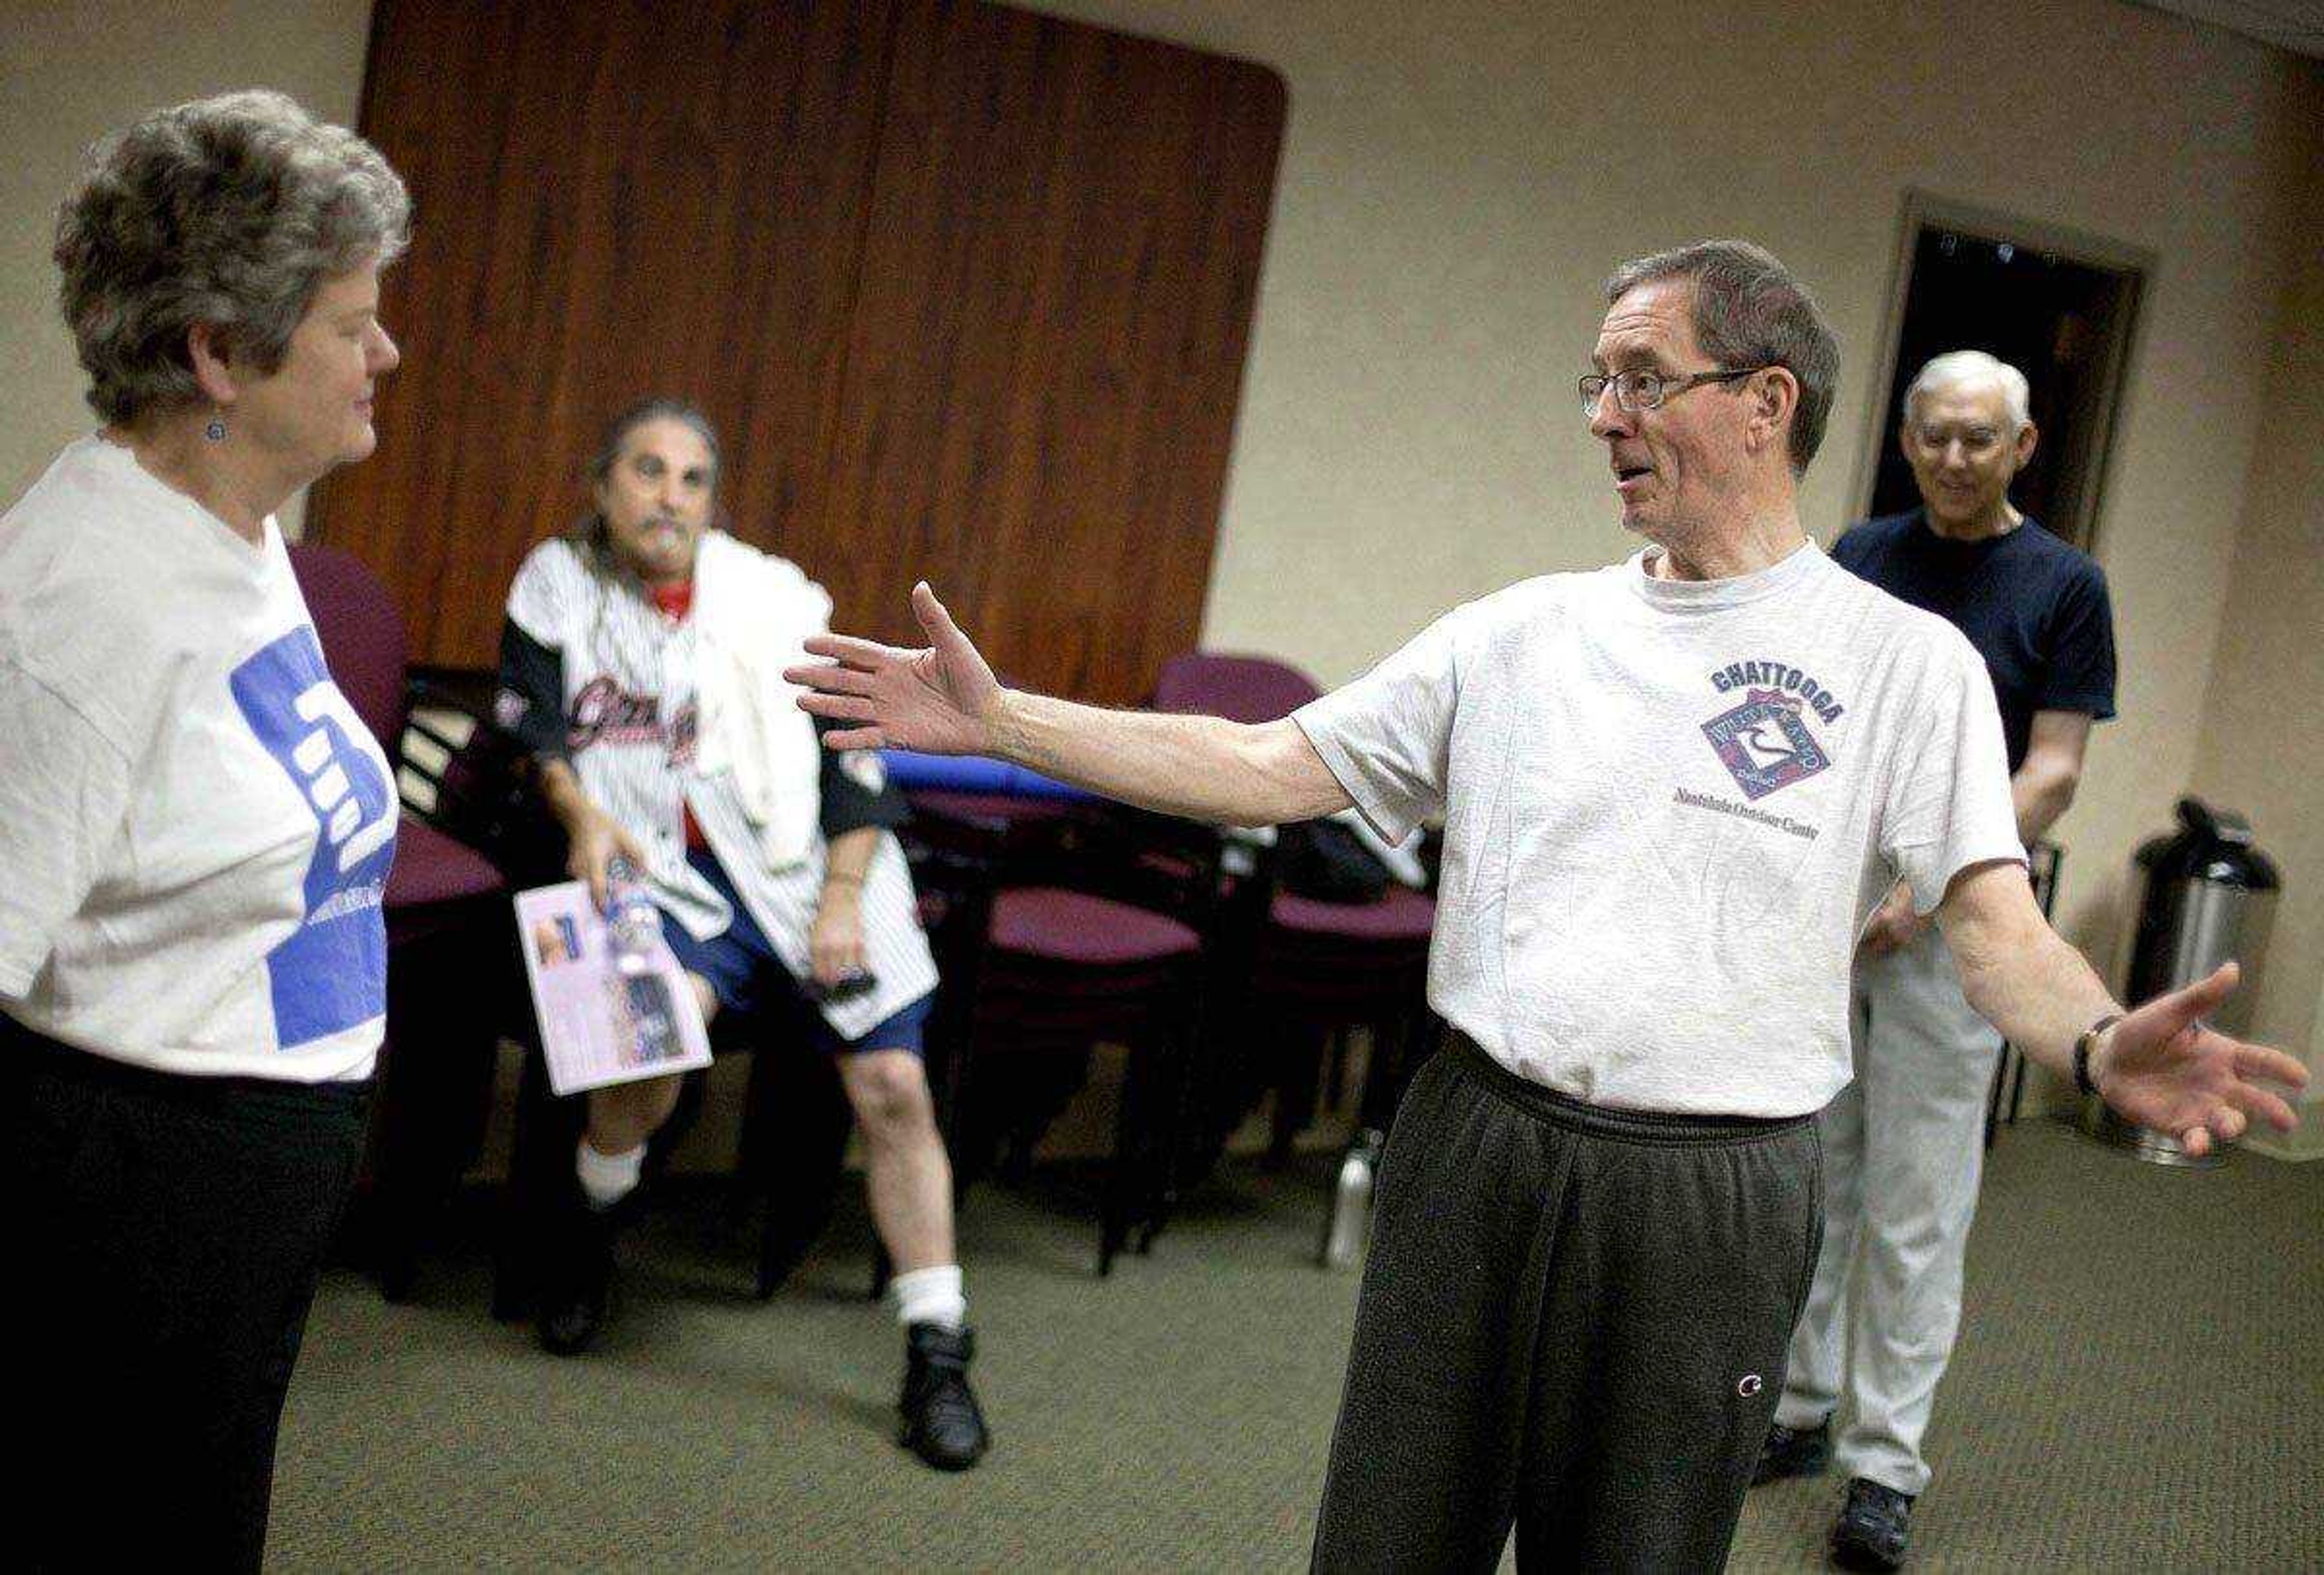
1101, 1036, 1160, 1277
1322, 1027, 1351, 1111
359, 1028, 424, 1304
1353, 1016, 1394, 1133
927, 979, 970, 1151
745, 1045, 852, 1301
941, 1016, 985, 1207
643, 1067, 708, 1182
1140, 988, 1207, 1257
1268, 1022, 1325, 1166
1178, 1002, 1254, 1194
493, 1044, 582, 1323
1363, 998, 1434, 1130
1000, 1122, 1039, 1187
369, 918, 505, 1302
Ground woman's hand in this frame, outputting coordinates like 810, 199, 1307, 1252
809, 882, 868, 986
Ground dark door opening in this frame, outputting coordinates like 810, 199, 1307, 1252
1863, 210, 2145, 552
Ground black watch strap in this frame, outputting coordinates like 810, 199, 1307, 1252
2074, 1013, 2124, 1096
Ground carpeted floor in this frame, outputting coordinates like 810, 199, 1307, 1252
271, 1119, 2322, 1571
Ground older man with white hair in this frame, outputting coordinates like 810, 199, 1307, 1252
1756, 350, 2118, 1570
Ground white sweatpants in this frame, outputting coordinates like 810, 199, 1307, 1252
1774, 921, 1998, 1496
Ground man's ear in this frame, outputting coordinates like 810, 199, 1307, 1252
1750, 366, 1800, 458
185, 321, 240, 407
2012, 418, 2039, 470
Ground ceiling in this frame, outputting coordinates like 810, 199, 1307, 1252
2131, 0, 2324, 59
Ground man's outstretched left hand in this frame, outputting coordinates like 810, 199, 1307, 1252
2094, 961, 2308, 1157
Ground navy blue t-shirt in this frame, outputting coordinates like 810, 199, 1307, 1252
1831, 510, 2116, 774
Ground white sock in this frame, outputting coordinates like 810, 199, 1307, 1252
575, 1138, 645, 1210
891, 1264, 967, 1332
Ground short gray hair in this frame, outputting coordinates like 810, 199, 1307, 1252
1604, 240, 1840, 475
1903, 350, 2030, 432
53, 90, 411, 426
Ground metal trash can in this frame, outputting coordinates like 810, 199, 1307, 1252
2081, 797, 2280, 1168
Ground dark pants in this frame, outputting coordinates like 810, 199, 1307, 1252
1, 1018, 369, 1574
1312, 1033, 1824, 1574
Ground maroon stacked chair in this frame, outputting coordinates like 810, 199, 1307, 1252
1152, 651, 1440, 1186
905, 789, 1223, 1275
290, 544, 511, 1299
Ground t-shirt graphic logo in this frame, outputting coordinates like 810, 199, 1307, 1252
229, 626, 396, 1048
1701, 688, 1830, 800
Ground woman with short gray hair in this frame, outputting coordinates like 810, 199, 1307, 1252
1, 90, 409, 1571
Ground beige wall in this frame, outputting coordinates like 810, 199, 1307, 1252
1022, 0, 2324, 1122
2191, 215, 2324, 1156
4, 0, 2318, 1140
0, 0, 375, 533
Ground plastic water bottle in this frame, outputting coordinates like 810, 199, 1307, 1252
603, 856, 663, 976
1321, 1127, 1385, 1269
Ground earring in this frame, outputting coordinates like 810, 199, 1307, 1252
204, 414, 227, 442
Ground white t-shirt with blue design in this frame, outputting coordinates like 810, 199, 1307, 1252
1294, 540, 2024, 1118
0, 436, 395, 1082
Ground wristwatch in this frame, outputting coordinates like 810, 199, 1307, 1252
2073, 1013, 2123, 1096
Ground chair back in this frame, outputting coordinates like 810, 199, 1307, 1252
402, 679, 568, 883
1154, 651, 1321, 725
289, 542, 409, 745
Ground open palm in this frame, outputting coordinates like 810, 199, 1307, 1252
786, 582, 1003, 755
2099, 961, 2308, 1157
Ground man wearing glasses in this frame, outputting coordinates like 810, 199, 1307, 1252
1756, 351, 2116, 1571
785, 242, 2301, 1570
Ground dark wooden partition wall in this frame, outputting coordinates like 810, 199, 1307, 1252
310, 0, 1285, 702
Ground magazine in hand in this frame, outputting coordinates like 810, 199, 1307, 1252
514, 880, 712, 1096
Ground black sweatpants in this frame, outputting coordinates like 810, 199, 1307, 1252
1312, 1032, 1824, 1573
1, 1018, 369, 1574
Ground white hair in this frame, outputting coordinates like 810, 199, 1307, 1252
1903, 350, 2030, 432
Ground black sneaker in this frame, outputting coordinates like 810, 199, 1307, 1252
1831, 1476, 1915, 1572
537, 1199, 619, 1356
899, 1323, 990, 1471
1752, 1418, 1833, 1485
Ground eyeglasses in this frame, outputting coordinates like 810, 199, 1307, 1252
1908, 423, 2007, 459
1579, 366, 1770, 418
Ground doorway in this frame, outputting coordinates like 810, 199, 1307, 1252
1854, 196, 2150, 552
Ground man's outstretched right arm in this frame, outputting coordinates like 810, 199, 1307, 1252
994, 692, 1350, 829
784, 581, 1351, 830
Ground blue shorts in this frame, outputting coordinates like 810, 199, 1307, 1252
658, 847, 933, 1057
